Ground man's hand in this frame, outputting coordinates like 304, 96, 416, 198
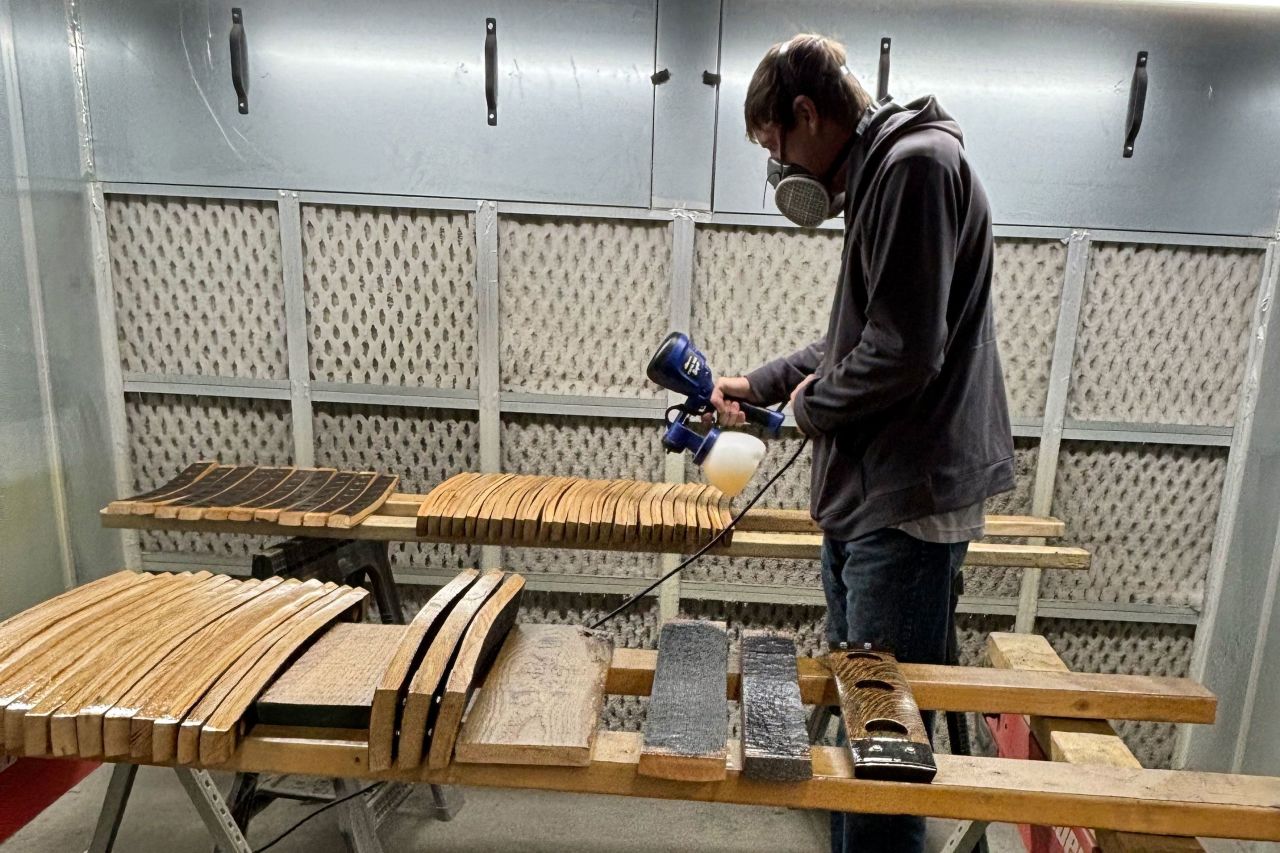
789, 374, 817, 410
705, 376, 755, 427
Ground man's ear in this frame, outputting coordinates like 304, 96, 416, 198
792, 95, 819, 133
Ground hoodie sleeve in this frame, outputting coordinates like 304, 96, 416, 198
744, 339, 826, 407
792, 155, 957, 437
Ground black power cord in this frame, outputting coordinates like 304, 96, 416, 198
253, 782, 384, 852
589, 434, 809, 629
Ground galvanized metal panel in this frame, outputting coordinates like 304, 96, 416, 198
713, 0, 1280, 236
83, 0, 658, 206
651, 0, 722, 209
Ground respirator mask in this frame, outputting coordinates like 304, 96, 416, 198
765, 102, 881, 228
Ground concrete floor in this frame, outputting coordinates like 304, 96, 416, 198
4, 764, 1034, 852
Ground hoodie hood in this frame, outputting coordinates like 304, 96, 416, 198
844, 96, 964, 222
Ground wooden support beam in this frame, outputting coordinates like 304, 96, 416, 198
227, 728, 1280, 842
639, 620, 729, 782
455, 624, 612, 767
739, 632, 811, 781
602, 648, 1216, 724
735, 508, 1066, 539
987, 632, 1206, 852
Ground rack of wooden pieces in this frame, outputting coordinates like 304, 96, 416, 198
415, 473, 732, 550
102, 477, 1091, 571
8, 573, 1278, 843
102, 461, 399, 529
0, 570, 367, 766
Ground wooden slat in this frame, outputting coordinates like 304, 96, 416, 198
828, 648, 936, 782
602, 648, 1216, 724
280, 472, 355, 526
455, 624, 612, 768
639, 619, 729, 782
253, 469, 337, 523
327, 473, 398, 529
229, 728, 1280, 842
736, 508, 1066, 539
739, 631, 811, 781
0, 572, 143, 662
198, 467, 296, 521
103, 462, 218, 514
426, 573, 527, 769
118, 579, 335, 763
227, 468, 314, 522
186, 585, 368, 766
140, 466, 235, 517
368, 570, 479, 772
988, 632, 1206, 852
156, 465, 258, 520
302, 472, 377, 527
255, 623, 405, 728
724, 532, 1091, 567
397, 571, 505, 770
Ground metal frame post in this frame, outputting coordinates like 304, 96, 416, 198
85, 763, 137, 853
1015, 230, 1090, 633
174, 768, 254, 853
278, 190, 315, 467
475, 200, 502, 569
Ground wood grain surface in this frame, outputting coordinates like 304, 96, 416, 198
455, 624, 612, 767
828, 647, 936, 782
639, 619, 729, 782
427, 573, 527, 769
367, 570, 479, 772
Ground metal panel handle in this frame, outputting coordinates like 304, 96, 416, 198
230, 8, 249, 114
1124, 51, 1148, 158
485, 18, 497, 126
876, 37, 891, 102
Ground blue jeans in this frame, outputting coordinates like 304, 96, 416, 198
821, 528, 968, 853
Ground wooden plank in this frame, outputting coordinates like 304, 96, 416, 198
328, 473, 398, 529
426, 573, 527, 769
987, 632, 1206, 853
199, 467, 295, 521
739, 631, 811, 781
253, 469, 337, 523
415, 473, 481, 537
194, 585, 368, 765
461, 473, 515, 538
455, 624, 612, 767
1, 573, 206, 753
103, 461, 218, 514
504, 475, 547, 541
722, 531, 1090, 567
118, 579, 336, 763
736, 508, 1066, 539
639, 619, 728, 782
475, 475, 527, 541
602, 648, 1216, 724
0, 572, 142, 662
227, 467, 315, 522
230, 727, 1280, 843
828, 647, 936, 782
94, 575, 292, 758
155, 465, 257, 520
279, 471, 354, 526
256, 622, 406, 728
141, 465, 235, 518
368, 570, 480, 772
171, 583, 347, 765
302, 472, 377, 527
516, 476, 567, 543
396, 570, 505, 770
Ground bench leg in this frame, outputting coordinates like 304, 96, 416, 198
86, 763, 137, 853
334, 777, 386, 853
175, 768, 252, 853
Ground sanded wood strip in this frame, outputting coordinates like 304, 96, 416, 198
456, 624, 612, 767
256, 622, 406, 728
195, 585, 368, 765
0, 572, 144, 662
740, 631, 811, 781
828, 647, 936, 782
368, 570, 479, 772
639, 619, 729, 782
103, 462, 218, 514
397, 571, 505, 770
427, 573, 527, 769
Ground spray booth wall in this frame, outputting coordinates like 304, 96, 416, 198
10, 0, 1280, 771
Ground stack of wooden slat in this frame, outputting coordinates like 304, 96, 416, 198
414, 473, 732, 548
102, 461, 399, 529
0, 571, 366, 766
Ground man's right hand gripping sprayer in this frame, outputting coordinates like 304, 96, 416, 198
645, 331, 784, 498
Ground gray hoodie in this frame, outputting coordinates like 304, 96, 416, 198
746, 96, 1015, 541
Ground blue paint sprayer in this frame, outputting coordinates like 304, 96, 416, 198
646, 331, 785, 497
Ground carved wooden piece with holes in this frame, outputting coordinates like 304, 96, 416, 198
828, 646, 936, 782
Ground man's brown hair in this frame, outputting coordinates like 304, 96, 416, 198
744, 34, 872, 143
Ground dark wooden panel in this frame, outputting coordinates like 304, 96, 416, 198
740, 631, 811, 781
828, 646, 936, 783
638, 619, 728, 782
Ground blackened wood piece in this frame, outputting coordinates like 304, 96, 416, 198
154, 465, 257, 518
141, 466, 236, 516
198, 467, 294, 521
106, 462, 218, 513
740, 631, 812, 781
257, 470, 337, 522
328, 473, 398, 529
231, 468, 316, 521
302, 472, 376, 526
638, 619, 729, 782
277, 472, 354, 527
828, 647, 936, 783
